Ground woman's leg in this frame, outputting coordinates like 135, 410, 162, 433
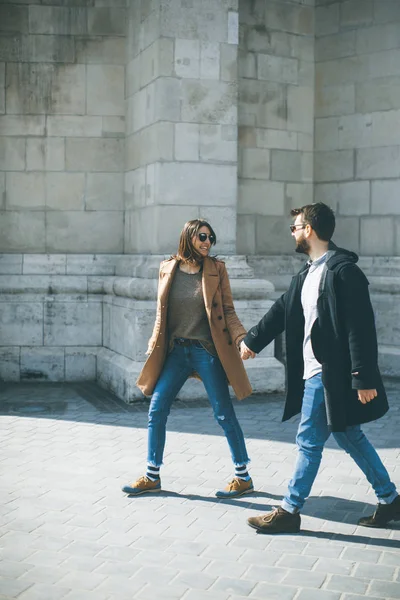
190, 344, 250, 467
147, 345, 192, 468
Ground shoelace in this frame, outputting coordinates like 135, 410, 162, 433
227, 477, 242, 491
262, 507, 279, 522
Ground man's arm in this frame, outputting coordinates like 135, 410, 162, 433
336, 264, 380, 392
241, 292, 287, 356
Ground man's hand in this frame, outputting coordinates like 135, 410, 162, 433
240, 341, 256, 360
357, 389, 377, 404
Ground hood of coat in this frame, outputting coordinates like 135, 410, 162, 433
325, 241, 359, 271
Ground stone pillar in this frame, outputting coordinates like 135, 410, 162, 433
125, 0, 240, 254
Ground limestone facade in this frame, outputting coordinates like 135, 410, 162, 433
1, 0, 400, 397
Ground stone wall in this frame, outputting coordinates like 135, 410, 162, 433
0, 1, 126, 254
237, 0, 314, 255
315, 0, 400, 255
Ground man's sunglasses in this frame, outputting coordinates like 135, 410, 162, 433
289, 223, 307, 233
198, 232, 215, 244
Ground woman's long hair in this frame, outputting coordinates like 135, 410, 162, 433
173, 219, 217, 264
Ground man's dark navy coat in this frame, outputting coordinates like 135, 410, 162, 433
244, 243, 388, 432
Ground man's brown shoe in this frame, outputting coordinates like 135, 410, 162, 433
247, 507, 301, 534
358, 494, 400, 528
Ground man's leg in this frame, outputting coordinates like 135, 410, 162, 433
333, 426, 400, 527
248, 372, 330, 533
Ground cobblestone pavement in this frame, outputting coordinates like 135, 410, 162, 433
0, 380, 399, 600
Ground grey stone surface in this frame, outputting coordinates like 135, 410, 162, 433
0, 380, 399, 599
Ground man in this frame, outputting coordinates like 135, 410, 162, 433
241, 203, 399, 534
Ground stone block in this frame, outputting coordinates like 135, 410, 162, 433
86, 173, 124, 211
200, 41, 220, 80
23, 255, 67, 275
316, 4, 339, 36
356, 77, 400, 113
0, 252, 23, 274
29, 6, 87, 35
0, 211, 45, 252
361, 217, 395, 255
256, 128, 297, 150
47, 116, 102, 137
297, 133, 314, 151
65, 347, 97, 381
66, 255, 116, 275
373, 0, 400, 25
271, 150, 312, 183
356, 146, 400, 179
228, 10, 238, 45
87, 65, 124, 116
0, 34, 23, 62
0, 115, 45, 136
0, 5, 28, 33
258, 54, 298, 85
66, 138, 124, 171
245, 28, 292, 57
238, 180, 285, 216
6, 172, 45, 210
106, 303, 139, 360
240, 147, 269, 179
0, 63, 4, 114
102, 116, 124, 138
155, 162, 237, 207
87, 8, 126, 35
316, 181, 370, 215
287, 85, 314, 133
334, 216, 360, 253
44, 301, 102, 346
46, 173, 85, 211
182, 80, 236, 125
28, 35, 75, 63
266, 2, 313, 35
125, 122, 173, 170
238, 51, 257, 80
315, 84, 355, 118
0, 172, 4, 209
6, 63, 86, 115
256, 215, 296, 254
175, 123, 200, 161
46, 212, 123, 253
174, 38, 200, 79
26, 138, 65, 171
314, 150, 354, 182
20, 347, 65, 382
0, 348, 20, 382
140, 37, 174, 88
153, 77, 182, 123
96, 348, 144, 402
236, 214, 256, 255
356, 23, 400, 55
125, 168, 146, 210
340, 0, 373, 29
200, 124, 237, 162
315, 31, 356, 62
371, 180, 400, 215
220, 43, 237, 82
161, 2, 228, 42
0, 303, 43, 346
285, 183, 314, 210
240, 80, 287, 130
75, 36, 124, 64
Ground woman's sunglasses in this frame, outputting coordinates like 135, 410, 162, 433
198, 232, 215, 244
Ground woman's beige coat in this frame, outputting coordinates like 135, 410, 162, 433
136, 257, 252, 401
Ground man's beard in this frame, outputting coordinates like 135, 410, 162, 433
295, 236, 310, 255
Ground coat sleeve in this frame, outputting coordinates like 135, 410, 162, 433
243, 293, 286, 354
335, 264, 380, 390
219, 262, 247, 347
146, 264, 163, 355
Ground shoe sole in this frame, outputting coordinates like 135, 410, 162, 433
247, 520, 300, 534
122, 488, 161, 496
215, 487, 255, 499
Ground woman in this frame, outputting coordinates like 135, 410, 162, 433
122, 219, 253, 498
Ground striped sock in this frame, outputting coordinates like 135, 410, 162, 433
146, 465, 160, 481
235, 465, 250, 481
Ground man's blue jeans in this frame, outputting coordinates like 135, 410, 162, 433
282, 372, 398, 514
147, 341, 250, 468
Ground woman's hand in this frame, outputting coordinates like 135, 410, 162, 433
240, 341, 256, 360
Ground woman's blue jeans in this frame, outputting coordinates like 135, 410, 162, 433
147, 341, 250, 468
282, 372, 397, 514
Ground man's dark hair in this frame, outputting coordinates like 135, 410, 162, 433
290, 203, 335, 241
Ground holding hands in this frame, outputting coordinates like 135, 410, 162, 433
240, 341, 256, 360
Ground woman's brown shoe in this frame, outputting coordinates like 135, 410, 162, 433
247, 507, 301, 534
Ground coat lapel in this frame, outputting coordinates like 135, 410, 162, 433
202, 257, 220, 313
